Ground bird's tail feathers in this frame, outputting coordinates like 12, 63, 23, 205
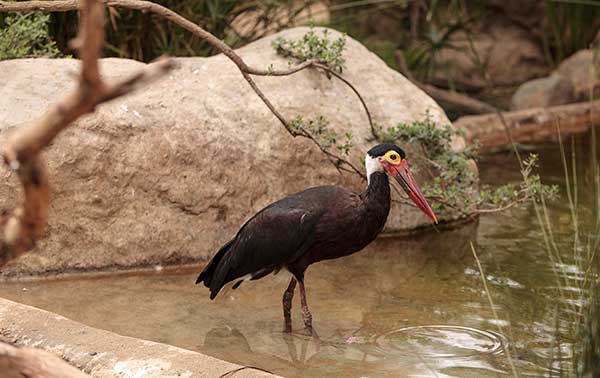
195, 240, 234, 298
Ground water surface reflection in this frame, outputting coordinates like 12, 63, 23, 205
0, 138, 594, 377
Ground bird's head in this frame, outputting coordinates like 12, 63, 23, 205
366, 143, 438, 224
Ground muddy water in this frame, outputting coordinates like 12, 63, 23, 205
0, 137, 593, 377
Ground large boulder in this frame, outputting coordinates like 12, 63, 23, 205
510, 48, 600, 110
557, 49, 600, 101
0, 27, 468, 276
428, 22, 549, 91
510, 74, 576, 110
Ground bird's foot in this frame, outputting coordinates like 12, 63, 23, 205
303, 325, 319, 339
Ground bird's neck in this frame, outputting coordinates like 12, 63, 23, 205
362, 171, 391, 213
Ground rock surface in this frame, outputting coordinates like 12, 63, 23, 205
510, 49, 599, 110
429, 23, 549, 91
557, 49, 600, 101
0, 298, 276, 377
0, 27, 466, 276
510, 74, 576, 110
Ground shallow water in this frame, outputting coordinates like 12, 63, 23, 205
0, 135, 595, 377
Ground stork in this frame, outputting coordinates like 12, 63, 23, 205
196, 143, 437, 334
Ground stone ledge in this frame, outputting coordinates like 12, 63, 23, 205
0, 298, 277, 377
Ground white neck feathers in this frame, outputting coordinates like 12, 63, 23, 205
365, 154, 383, 184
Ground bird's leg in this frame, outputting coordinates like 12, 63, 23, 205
298, 280, 318, 337
282, 277, 297, 333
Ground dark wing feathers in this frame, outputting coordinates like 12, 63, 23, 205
196, 192, 326, 299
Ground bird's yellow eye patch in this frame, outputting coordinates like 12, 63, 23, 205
384, 150, 402, 165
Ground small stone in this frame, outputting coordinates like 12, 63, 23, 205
9, 160, 19, 171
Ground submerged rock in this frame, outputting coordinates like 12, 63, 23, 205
0, 27, 469, 276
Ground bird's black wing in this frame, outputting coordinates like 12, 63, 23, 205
204, 197, 325, 299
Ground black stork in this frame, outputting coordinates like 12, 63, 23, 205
196, 143, 437, 334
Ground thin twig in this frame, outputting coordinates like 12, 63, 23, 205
314, 63, 377, 140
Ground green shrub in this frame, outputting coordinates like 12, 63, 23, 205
381, 112, 558, 217
272, 27, 346, 73
0, 12, 61, 59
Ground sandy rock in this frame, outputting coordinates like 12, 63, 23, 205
556, 49, 600, 101
0, 27, 467, 276
510, 74, 576, 110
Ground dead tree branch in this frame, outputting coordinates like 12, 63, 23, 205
314, 63, 376, 140
456, 100, 600, 152
395, 51, 496, 115
0, 342, 89, 378
0, 0, 369, 178
0, 0, 173, 268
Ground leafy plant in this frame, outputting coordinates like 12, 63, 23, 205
272, 27, 347, 73
273, 28, 353, 164
380, 112, 474, 215
290, 115, 353, 155
479, 154, 558, 210
0, 12, 61, 59
381, 112, 557, 217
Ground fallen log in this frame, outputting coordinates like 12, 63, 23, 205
455, 100, 600, 152
0, 342, 88, 378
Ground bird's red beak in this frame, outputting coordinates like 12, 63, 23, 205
382, 159, 438, 224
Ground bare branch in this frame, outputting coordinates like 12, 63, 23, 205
0, 341, 89, 378
0, 0, 77, 12
314, 63, 376, 140
395, 51, 496, 115
0, 0, 173, 268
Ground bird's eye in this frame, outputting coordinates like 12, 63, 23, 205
384, 150, 402, 165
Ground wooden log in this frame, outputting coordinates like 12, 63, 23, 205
0, 342, 89, 378
455, 100, 600, 152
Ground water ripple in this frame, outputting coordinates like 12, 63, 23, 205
375, 325, 507, 359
